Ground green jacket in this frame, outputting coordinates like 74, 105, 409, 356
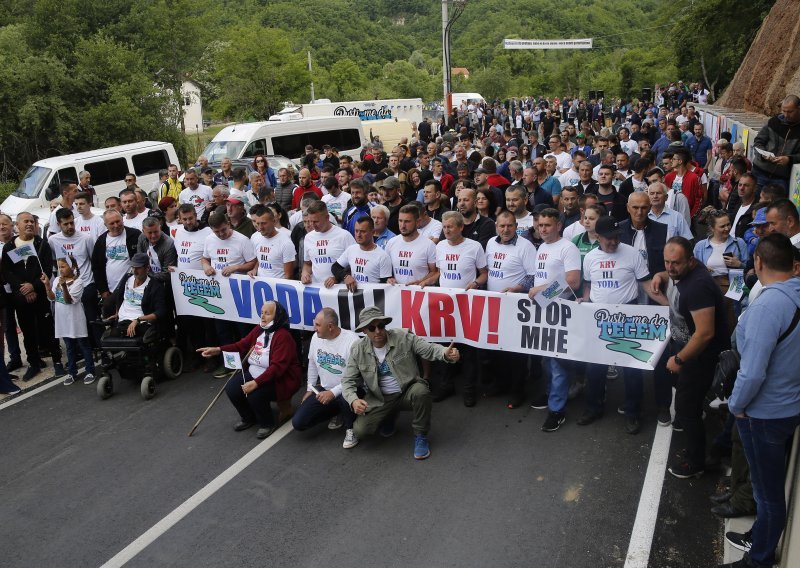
341, 329, 451, 408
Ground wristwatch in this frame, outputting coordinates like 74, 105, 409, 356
674, 354, 685, 365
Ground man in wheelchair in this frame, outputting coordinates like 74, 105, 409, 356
105, 252, 167, 342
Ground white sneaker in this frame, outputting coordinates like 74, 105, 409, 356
709, 397, 727, 409
83, 373, 96, 385
342, 429, 359, 449
328, 414, 343, 430
62, 374, 75, 386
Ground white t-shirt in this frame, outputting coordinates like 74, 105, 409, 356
620, 139, 638, 156
303, 225, 356, 284
123, 210, 150, 231
174, 226, 213, 270
52, 278, 87, 339
336, 244, 392, 284
707, 241, 728, 277
47, 204, 78, 235
533, 238, 581, 287
485, 237, 538, 292
436, 238, 487, 290
384, 233, 437, 285
515, 213, 534, 237
583, 243, 649, 304
104, 232, 131, 293
251, 231, 296, 278
75, 215, 106, 244
166, 219, 179, 239
670, 175, 684, 195
307, 329, 359, 396
373, 345, 401, 394
48, 231, 94, 285
559, 169, 580, 189
418, 218, 443, 243
289, 210, 337, 229
562, 220, 586, 241
202, 231, 256, 272
732, 204, 752, 234
322, 192, 351, 222
179, 184, 213, 217
247, 330, 271, 378
552, 151, 573, 172
117, 276, 149, 321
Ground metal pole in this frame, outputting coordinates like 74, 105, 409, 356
308, 50, 315, 103
441, 0, 449, 103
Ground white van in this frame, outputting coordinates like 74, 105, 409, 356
361, 119, 414, 150
201, 116, 367, 166
1, 141, 179, 222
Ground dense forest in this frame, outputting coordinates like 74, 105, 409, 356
0, 0, 773, 180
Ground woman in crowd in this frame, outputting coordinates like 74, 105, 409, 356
198, 301, 300, 440
158, 197, 179, 236
251, 154, 275, 187
267, 203, 292, 236
407, 168, 425, 198
476, 188, 498, 221
519, 144, 533, 168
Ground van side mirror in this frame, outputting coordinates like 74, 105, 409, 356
44, 186, 55, 201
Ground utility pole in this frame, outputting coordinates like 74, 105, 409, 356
441, 0, 449, 106
308, 50, 315, 103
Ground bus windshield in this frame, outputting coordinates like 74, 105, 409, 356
201, 141, 245, 163
13, 166, 52, 199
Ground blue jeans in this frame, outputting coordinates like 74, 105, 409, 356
737, 415, 800, 567
292, 390, 354, 431
64, 337, 94, 376
545, 358, 569, 413
585, 363, 643, 418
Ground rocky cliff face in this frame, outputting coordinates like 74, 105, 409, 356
718, 0, 800, 115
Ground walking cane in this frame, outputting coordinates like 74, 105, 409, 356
188, 343, 256, 437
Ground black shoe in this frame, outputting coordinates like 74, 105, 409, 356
567, 379, 584, 401
52, 362, 66, 378
6, 359, 23, 372
541, 411, 566, 432
256, 425, 276, 439
21, 366, 41, 381
711, 501, 754, 518
577, 410, 603, 426
625, 417, 641, 435
463, 391, 477, 408
234, 421, 255, 432
724, 529, 752, 552
529, 393, 549, 410
671, 418, 684, 432
718, 558, 753, 568
710, 491, 733, 504
667, 461, 704, 479
431, 382, 455, 402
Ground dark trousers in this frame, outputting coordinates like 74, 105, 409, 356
737, 415, 800, 567
585, 363, 643, 417
214, 320, 251, 349
0, 358, 18, 393
108, 321, 156, 374
177, 315, 215, 361
435, 343, 478, 392
485, 351, 530, 397
292, 390, 355, 431
653, 350, 674, 410
5, 305, 21, 362
674, 352, 717, 467
16, 295, 61, 366
729, 419, 756, 513
225, 370, 276, 428
82, 282, 100, 347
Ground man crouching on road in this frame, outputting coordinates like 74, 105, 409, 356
341, 306, 460, 460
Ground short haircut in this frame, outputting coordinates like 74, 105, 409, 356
598, 164, 615, 174
424, 179, 442, 193
560, 185, 579, 195
103, 209, 122, 221
105, 196, 121, 207
739, 172, 758, 186
666, 236, 693, 259
306, 200, 329, 216
755, 233, 795, 272
74, 192, 92, 203
572, 150, 586, 159
496, 209, 517, 223
538, 207, 561, 221
349, 178, 369, 193
671, 147, 691, 164
761, 184, 787, 201
355, 215, 375, 230
142, 217, 161, 229
249, 204, 272, 217
55, 208, 74, 223
441, 210, 464, 226
319, 306, 339, 326
399, 203, 421, 219
585, 203, 607, 217
579, 193, 599, 207
208, 211, 230, 228
177, 203, 196, 216
505, 185, 526, 199
371, 204, 390, 218
766, 199, 800, 224
61, 181, 77, 194
119, 189, 135, 199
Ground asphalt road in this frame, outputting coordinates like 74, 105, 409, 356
0, 367, 724, 567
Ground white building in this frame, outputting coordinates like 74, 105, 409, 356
182, 81, 203, 133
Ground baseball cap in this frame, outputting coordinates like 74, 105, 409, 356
750, 208, 768, 226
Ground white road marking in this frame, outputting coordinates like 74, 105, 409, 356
624, 419, 673, 567
0, 377, 62, 409
100, 422, 294, 567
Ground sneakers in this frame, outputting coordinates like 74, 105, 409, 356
657, 408, 672, 427
530, 393, 549, 410
52, 362, 66, 378
22, 366, 41, 381
725, 530, 752, 552
342, 429, 359, 449
234, 421, 255, 431
62, 374, 75, 386
414, 434, 431, 460
83, 373, 96, 385
625, 417, 642, 435
606, 365, 619, 380
672, 418, 684, 432
463, 390, 477, 408
1, 385, 21, 395
617, 405, 626, 415
379, 415, 397, 437
709, 397, 728, 409
213, 365, 232, 379
328, 414, 344, 430
667, 461, 704, 479
541, 411, 566, 432
577, 410, 603, 426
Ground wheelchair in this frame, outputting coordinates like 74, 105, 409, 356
92, 319, 184, 401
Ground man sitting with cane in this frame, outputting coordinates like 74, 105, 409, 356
197, 301, 301, 440
341, 306, 460, 460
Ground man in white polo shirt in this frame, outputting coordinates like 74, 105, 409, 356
301, 200, 356, 286
485, 210, 537, 408
385, 204, 438, 286
179, 169, 213, 219
331, 216, 392, 290
249, 204, 296, 280
578, 215, 652, 434
525, 208, 582, 432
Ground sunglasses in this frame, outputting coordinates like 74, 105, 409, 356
365, 322, 387, 332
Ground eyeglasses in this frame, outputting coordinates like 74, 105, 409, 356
125, 178, 134, 182
255, 159, 265, 163
365, 322, 386, 332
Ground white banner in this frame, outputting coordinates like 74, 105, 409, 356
504, 38, 593, 50
171, 270, 670, 370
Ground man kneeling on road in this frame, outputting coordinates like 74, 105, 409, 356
341, 307, 460, 460
292, 308, 360, 448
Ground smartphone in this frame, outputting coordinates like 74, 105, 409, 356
722, 252, 733, 258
